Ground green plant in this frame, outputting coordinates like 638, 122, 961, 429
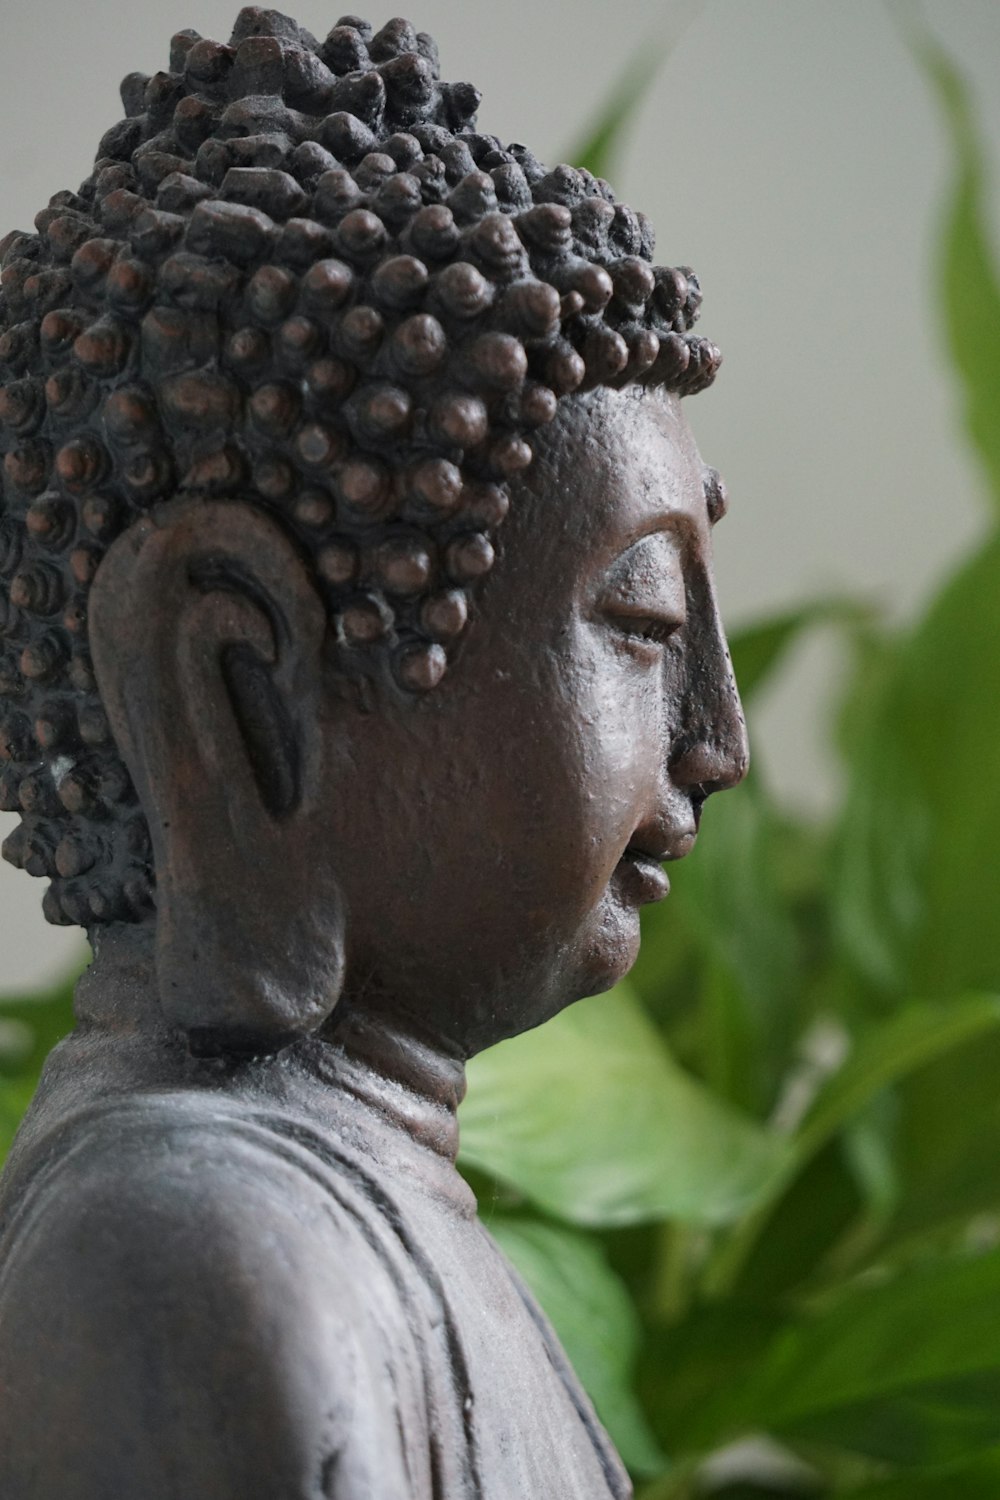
458, 26, 1000, 1499
2, 22, 998, 1500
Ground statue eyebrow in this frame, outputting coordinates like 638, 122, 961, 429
630, 507, 699, 551
622, 473, 725, 557
703, 467, 729, 525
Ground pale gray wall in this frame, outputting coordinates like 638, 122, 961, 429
1, 0, 997, 989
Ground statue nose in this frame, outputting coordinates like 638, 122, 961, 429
668, 620, 750, 799
670, 731, 748, 797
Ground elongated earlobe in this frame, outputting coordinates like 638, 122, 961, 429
89, 498, 344, 1056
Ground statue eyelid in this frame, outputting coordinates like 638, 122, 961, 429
598, 573, 688, 653
612, 613, 685, 653
597, 531, 687, 640
603, 599, 687, 646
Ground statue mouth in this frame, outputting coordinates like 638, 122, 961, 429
616, 848, 672, 905
615, 824, 698, 905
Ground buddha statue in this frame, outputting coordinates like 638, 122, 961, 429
0, 9, 748, 1497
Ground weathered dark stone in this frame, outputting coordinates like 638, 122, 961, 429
0, 10, 746, 1497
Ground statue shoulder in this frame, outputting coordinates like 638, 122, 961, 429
0, 1090, 427, 1500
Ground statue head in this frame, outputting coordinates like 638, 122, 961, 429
0, 8, 747, 1056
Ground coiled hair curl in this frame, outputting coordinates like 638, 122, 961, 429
0, 7, 721, 930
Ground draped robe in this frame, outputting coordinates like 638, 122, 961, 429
0, 946, 632, 1500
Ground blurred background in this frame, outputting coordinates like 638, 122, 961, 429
2, 5, 1000, 1497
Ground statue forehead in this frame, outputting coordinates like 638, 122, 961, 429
512, 385, 710, 542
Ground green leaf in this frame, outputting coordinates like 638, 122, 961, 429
566, 39, 671, 181
460, 984, 785, 1228
488, 1214, 665, 1477
638, 1302, 787, 1458
832, 533, 1000, 998
907, 29, 1000, 512
841, 1448, 1000, 1498
833, 621, 896, 775
793, 995, 1000, 1166
659, 776, 803, 1113
725, 1142, 866, 1302
0, 976, 78, 1081
865, 1027, 1000, 1258
0, 1076, 37, 1164
736, 1249, 1000, 1467
0, 971, 81, 1168
728, 599, 871, 705
633, 765, 832, 1120
703, 995, 1000, 1296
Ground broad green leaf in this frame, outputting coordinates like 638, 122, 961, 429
488, 1215, 665, 1477
832, 534, 1000, 998
631, 770, 816, 1117
637, 1302, 787, 1458
840, 1091, 903, 1226
704, 995, 1000, 1296
0, 973, 80, 1168
725, 1142, 866, 1303
864, 1027, 1000, 1258
793, 995, 1000, 1165
909, 31, 1000, 512
0, 976, 78, 1081
0, 1076, 36, 1164
460, 984, 785, 1228
841, 1448, 1000, 1498
736, 1248, 1000, 1467
833, 622, 895, 775
663, 776, 802, 1113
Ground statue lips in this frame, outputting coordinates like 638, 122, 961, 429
615, 827, 698, 905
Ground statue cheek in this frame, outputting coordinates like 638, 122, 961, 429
579, 658, 668, 811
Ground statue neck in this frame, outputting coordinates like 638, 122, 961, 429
321, 1002, 467, 1164
75, 922, 166, 1035
74, 923, 467, 1169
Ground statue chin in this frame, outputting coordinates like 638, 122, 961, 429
0, 7, 747, 1496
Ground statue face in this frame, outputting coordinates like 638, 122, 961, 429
320, 383, 748, 1054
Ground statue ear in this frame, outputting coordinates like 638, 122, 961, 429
89, 498, 343, 1056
